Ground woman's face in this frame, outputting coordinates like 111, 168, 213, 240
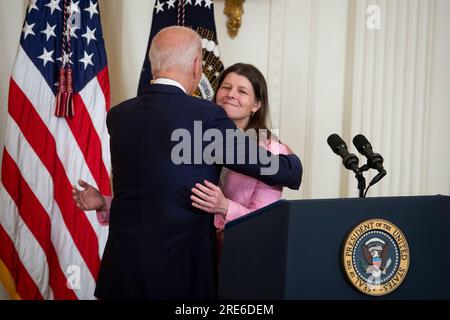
216, 72, 260, 129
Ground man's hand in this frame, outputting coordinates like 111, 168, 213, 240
191, 180, 229, 217
72, 179, 107, 211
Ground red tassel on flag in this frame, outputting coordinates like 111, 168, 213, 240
55, 67, 67, 117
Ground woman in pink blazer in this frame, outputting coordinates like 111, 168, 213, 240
190, 63, 293, 263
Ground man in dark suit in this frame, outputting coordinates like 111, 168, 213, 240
72, 26, 302, 299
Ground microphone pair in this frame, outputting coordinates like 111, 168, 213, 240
327, 133, 385, 174
327, 134, 387, 196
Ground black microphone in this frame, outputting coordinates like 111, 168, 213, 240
352, 134, 385, 174
327, 134, 360, 174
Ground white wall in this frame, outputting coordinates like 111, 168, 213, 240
278, 0, 351, 200
0, 1, 26, 171
0, 1, 26, 300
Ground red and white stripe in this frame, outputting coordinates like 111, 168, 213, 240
0, 45, 111, 299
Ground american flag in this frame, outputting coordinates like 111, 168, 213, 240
0, 0, 111, 299
138, 0, 224, 100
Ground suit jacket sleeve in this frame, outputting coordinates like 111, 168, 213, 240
205, 106, 302, 190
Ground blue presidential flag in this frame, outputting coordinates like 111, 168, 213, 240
138, 0, 224, 100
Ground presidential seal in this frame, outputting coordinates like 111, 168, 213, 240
342, 219, 410, 296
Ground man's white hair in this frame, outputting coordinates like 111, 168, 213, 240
149, 26, 202, 76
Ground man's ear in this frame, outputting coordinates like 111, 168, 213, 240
193, 56, 202, 79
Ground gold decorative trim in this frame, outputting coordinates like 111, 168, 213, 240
224, 0, 245, 38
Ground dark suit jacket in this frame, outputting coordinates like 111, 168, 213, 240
94, 84, 302, 299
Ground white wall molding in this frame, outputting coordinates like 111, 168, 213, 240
301, 0, 320, 199
267, 0, 286, 130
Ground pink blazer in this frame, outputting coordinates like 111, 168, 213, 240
214, 138, 289, 230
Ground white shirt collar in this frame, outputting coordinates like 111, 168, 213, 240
152, 78, 187, 94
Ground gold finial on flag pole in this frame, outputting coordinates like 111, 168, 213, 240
224, 0, 245, 39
